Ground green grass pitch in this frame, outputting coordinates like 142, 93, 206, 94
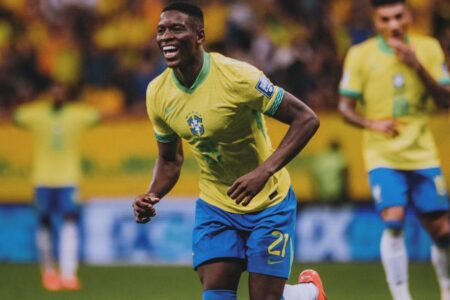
0, 263, 439, 299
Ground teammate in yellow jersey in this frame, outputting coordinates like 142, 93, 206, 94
132, 2, 326, 300
14, 83, 99, 291
338, 1, 450, 299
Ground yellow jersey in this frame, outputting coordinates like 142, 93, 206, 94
14, 101, 99, 187
146, 52, 291, 213
339, 35, 450, 171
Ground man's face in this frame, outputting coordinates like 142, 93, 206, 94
51, 84, 67, 106
156, 10, 204, 69
373, 3, 410, 41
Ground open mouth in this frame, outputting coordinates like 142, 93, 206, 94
162, 45, 180, 60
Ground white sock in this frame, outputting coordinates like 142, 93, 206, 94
431, 245, 450, 300
283, 283, 318, 300
380, 229, 412, 300
59, 220, 79, 278
37, 226, 55, 271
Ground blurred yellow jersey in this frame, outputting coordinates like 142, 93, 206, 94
339, 35, 450, 171
14, 101, 99, 187
147, 52, 291, 214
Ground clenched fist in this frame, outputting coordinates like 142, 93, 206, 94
132, 193, 160, 223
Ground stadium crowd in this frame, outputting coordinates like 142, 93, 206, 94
0, 0, 449, 115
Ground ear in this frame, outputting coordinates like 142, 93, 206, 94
197, 29, 205, 45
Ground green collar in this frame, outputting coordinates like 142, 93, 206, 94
376, 34, 410, 55
172, 52, 210, 94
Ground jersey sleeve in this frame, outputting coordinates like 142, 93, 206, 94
339, 47, 364, 99
233, 64, 285, 117
426, 39, 450, 85
146, 83, 178, 143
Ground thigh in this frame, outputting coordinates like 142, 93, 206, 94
56, 187, 79, 215
35, 187, 54, 216
192, 199, 246, 271
197, 259, 244, 290
409, 168, 449, 214
248, 272, 286, 300
246, 188, 297, 279
368, 168, 408, 211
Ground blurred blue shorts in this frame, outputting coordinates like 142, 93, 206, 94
192, 187, 297, 279
35, 186, 79, 216
368, 167, 449, 214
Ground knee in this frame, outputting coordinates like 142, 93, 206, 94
63, 213, 79, 222
39, 215, 51, 227
384, 220, 404, 236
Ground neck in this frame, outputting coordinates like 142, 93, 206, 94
174, 51, 204, 88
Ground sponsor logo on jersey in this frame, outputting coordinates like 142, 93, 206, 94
256, 76, 275, 98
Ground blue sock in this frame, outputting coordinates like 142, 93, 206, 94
203, 289, 237, 300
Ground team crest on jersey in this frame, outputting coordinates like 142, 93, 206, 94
393, 73, 405, 89
256, 76, 275, 98
186, 113, 204, 136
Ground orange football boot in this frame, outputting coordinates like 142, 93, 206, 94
60, 275, 81, 291
42, 269, 60, 291
298, 269, 327, 300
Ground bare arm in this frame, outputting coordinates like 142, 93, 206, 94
388, 38, 450, 108
338, 95, 400, 137
133, 138, 184, 223
227, 92, 320, 206
147, 138, 184, 198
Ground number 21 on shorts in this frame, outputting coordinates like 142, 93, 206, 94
268, 230, 289, 257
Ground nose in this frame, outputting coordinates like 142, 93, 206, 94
388, 19, 401, 32
157, 28, 174, 42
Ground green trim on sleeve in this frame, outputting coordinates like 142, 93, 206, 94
339, 88, 362, 99
439, 78, 450, 85
265, 88, 285, 116
154, 132, 178, 143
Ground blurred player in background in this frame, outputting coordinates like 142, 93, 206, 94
14, 82, 100, 291
133, 2, 326, 300
338, 0, 450, 299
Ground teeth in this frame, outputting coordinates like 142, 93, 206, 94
163, 46, 177, 51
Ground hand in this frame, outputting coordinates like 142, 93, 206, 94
133, 193, 160, 224
367, 119, 402, 137
227, 168, 271, 206
387, 38, 421, 70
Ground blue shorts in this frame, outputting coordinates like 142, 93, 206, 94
368, 168, 449, 214
35, 186, 79, 216
192, 187, 297, 279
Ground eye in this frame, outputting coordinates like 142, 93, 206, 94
172, 25, 185, 33
157, 27, 164, 35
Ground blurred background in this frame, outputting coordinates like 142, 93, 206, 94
0, 0, 449, 299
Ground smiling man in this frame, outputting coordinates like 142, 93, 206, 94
338, 0, 450, 299
132, 2, 325, 300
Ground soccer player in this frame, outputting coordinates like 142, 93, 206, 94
133, 2, 326, 300
14, 83, 100, 291
338, 0, 450, 299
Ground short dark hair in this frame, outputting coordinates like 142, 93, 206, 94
371, 0, 405, 7
162, 2, 204, 25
